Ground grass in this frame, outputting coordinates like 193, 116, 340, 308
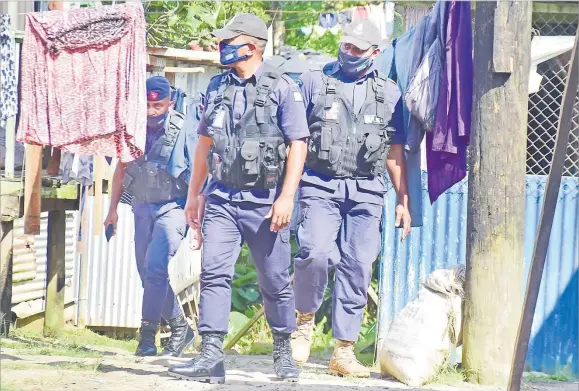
1, 327, 138, 358
426, 364, 471, 386
525, 369, 577, 383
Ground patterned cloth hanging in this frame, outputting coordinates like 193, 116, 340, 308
17, 2, 147, 162
0, 14, 18, 126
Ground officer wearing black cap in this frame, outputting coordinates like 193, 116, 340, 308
104, 76, 197, 358
290, 20, 411, 377
168, 13, 309, 383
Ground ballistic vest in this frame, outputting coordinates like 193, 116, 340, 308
123, 110, 188, 203
306, 64, 401, 178
204, 65, 287, 190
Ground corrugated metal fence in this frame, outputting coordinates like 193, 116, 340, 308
12, 212, 79, 318
82, 195, 201, 328
378, 173, 579, 375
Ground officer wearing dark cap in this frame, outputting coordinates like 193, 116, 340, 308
104, 76, 197, 358
290, 20, 412, 377
168, 13, 308, 383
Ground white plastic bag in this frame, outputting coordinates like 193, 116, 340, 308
379, 265, 465, 387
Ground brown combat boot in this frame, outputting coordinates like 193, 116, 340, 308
329, 339, 370, 378
290, 312, 315, 364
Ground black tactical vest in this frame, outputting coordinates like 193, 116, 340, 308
306, 65, 401, 178
204, 65, 287, 190
123, 110, 188, 203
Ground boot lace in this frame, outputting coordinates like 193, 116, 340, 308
274, 338, 295, 369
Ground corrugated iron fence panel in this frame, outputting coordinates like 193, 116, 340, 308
84, 196, 143, 328
12, 212, 79, 311
378, 173, 579, 375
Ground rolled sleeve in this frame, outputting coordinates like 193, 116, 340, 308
389, 99, 406, 145
275, 75, 310, 143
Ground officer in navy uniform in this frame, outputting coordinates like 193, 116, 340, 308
290, 20, 412, 377
168, 14, 309, 383
104, 76, 196, 357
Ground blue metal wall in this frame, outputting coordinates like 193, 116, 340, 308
377, 173, 579, 375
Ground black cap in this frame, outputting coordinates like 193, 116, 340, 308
341, 20, 381, 50
212, 13, 268, 41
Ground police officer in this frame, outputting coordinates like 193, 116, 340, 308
104, 76, 196, 357
290, 20, 412, 377
168, 14, 309, 383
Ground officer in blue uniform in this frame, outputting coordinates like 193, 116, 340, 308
104, 76, 196, 357
168, 14, 309, 384
290, 20, 412, 377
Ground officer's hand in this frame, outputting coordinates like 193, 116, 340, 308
185, 196, 201, 228
265, 195, 294, 232
103, 210, 118, 237
395, 204, 411, 241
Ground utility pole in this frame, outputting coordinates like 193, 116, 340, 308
270, 1, 285, 55
464, 1, 532, 386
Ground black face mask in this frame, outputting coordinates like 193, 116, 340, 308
338, 48, 373, 79
147, 112, 167, 130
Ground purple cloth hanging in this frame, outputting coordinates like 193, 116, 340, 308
427, 1, 473, 203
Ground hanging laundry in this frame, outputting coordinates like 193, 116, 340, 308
337, 10, 352, 29
17, 2, 147, 162
427, 1, 473, 203
367, 3, 389, 41
59, 153, 94, 185
352, 6, 369, 21
319, 12, 337, 29
171, 87, 187, 114
0, 14, 18, 126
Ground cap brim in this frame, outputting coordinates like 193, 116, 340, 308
341, 35, 372, 51
212, 28, 241, 40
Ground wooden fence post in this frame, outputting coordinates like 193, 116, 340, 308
464, 1, 532, 385
44, 210, 66, 337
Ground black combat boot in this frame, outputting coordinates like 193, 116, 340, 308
135, 320, 158, 357
168, 333, 226, 384
273, 332, 300, 382
160, 313, 196, 357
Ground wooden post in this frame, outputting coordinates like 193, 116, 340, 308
270, 2, 285, 55
93, 157, 104, 236
464, 1, 532, 386
508, 33, 579, 391
44, 210, 66, 337
0, 221, 14, 336
23, 145, 43, 235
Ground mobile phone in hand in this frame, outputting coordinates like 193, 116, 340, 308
105, 224, 114, 242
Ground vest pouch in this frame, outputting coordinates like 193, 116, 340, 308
363, 133, 382, 164
319, 126, 332, 160
262, 163, 279, 189
122, 172, 134, 190
240, 140, 260, 176
210, 153, 225, 182
146, 163, 162, 189
329, 145, 342, 165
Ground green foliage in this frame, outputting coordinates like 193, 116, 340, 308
145, 1, 270, 49
281, 1, 371, 55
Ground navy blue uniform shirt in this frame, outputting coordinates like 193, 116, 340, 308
297, 61, 406, 205
197, 63, 310, 204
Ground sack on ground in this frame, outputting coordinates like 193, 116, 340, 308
379, 265, 466, 387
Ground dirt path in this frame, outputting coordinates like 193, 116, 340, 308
1, 348, 575, 391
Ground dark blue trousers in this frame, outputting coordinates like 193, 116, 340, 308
133, 201, 185, 323
198, 195, 296, 335
294, 185, 383, 342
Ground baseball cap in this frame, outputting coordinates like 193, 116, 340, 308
212, 13, 268, 41
341, 20, 381, 51
146, 76, 171, 101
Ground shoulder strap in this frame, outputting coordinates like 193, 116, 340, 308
213, 71, 231, 106
158, 110, 185, 162
373, 72, 387, 119
254, 65, 283, 125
